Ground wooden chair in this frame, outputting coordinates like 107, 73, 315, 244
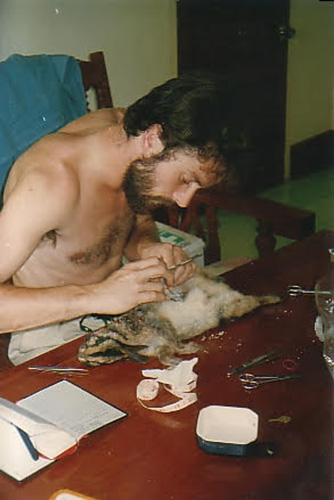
162, 187, 316, 265
78, 51, 113, 110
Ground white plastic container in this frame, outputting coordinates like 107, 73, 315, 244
196, 405, 259, 456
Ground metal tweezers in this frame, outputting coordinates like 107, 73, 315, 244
28, 366, 89, 375
227, 349, 281, 377
167, 253, 203, 271
287, 285, 331, 297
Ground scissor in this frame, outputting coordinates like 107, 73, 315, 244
239, 372, 301, 390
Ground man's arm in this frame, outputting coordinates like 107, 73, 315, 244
0, 167, 77, 282
0, 258, 172, 333
0, 171, 172, 334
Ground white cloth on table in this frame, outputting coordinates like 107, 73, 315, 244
8, 316, 105, 366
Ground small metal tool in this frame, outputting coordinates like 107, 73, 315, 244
227, 349, 281, 377
268, 415, 291, 424
168, 253, 202, 271
287, 285, 331, 297
239, 372, 301, 390
28, 366, 89, 375
164, 287, 185, 302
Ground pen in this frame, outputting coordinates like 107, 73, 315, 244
16, 426, 39, 461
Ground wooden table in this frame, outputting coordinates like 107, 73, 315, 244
0, 231, 333, 500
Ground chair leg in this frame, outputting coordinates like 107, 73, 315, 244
255, 220, 277, 256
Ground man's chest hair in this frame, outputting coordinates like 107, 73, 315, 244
40, 210, 134, 268
69, 218, 133, 266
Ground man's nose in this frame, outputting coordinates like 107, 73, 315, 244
173, 186, 198, 208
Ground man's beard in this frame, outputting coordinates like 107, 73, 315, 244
122, 156, 174, 214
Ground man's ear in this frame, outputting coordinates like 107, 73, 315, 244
141, 124, 164, 157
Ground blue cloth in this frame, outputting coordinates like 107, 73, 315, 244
0, 54, 87, 198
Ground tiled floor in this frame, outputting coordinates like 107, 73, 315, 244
217, 168, 334, 261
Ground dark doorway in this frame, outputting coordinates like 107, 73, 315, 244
177, 0, 291, 193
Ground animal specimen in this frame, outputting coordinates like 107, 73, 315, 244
78, 271, 280, 367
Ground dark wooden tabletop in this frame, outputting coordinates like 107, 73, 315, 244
0, 230, 333, 500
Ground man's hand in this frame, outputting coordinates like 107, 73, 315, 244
138, 242, 197, 285
88, 257, 174, 315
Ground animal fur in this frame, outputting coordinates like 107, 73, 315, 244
78, 271, 280, 367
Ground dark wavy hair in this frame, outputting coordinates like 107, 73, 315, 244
123, 75, 232, 165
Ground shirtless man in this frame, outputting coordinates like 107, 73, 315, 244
0, 75, 229, 342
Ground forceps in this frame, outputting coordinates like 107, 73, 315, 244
239, 373, 301, 390
28, 366, 89, 375
287, 285, 331, 297
167, 253, 202, 271
227, 349, 281, 377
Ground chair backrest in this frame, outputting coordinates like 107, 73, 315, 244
78, 51, 113, 110
155, 186, 316, 265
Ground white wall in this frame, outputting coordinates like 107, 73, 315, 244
0, 0, 177, 107
285, 0, 334, 176
1, 0, 333, 180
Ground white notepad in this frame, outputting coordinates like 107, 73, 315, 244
0, 380, 127, 481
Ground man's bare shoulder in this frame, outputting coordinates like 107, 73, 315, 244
59, 107, 125, 135
4, 135, 80, 207
5, 109, 124, 189
4, 107, 126, 205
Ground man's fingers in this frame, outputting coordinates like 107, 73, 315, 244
123, 257, 172, 284
138, 290, 167, 304
125, 257, 163, 270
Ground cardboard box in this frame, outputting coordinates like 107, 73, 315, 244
155, 222, 205, 267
